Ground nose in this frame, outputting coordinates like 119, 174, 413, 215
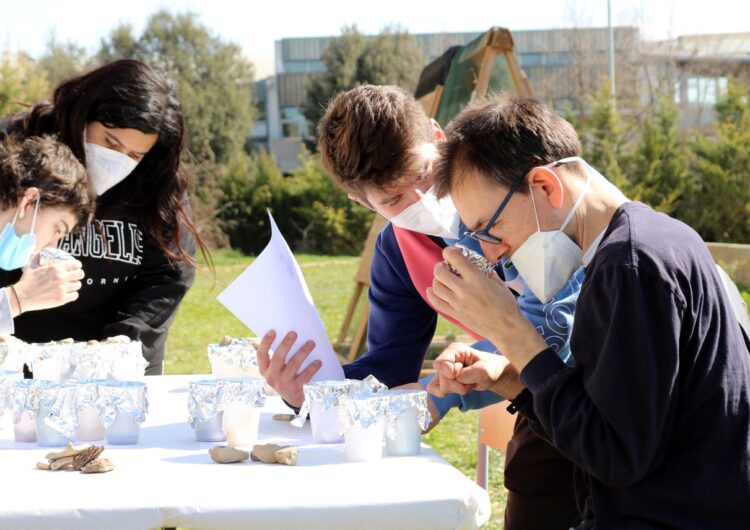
479, 240, 510, 263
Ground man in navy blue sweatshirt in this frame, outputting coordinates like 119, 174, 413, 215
256, 85, 584, 529
428, 94, 750, 528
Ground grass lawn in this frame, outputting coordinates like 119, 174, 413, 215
165, 249, 507, 528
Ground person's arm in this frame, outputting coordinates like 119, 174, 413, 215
102, 228, 196, 374
344, 226, 438, 387
519, 265, 684, 487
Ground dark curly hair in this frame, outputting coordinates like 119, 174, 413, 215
0, 136, 96, 226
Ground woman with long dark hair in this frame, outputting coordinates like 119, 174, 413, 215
0, 59, 209, 374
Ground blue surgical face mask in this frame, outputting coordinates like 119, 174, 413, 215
0, 198, 40, 271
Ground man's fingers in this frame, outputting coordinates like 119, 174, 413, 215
426, 287, 455, 318
269, 331, 297, 373
257, 330, 276, 374
294, 359, 322, 386
282, 340, 315, 380
426, 376, 446, 398
442, 246, 478, 280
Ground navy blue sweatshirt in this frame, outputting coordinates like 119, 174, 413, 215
519, 202, 750, 528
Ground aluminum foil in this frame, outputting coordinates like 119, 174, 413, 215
0, 370, 23, 412
0, 336, 29, 372
27, 341, 73, 372
294, 379, 357, 427
187, 379, 223, 427
338, 394, 390, 431
354, 375, 388, 395
8, 379, 54, 423
70, 379, 107, 410
69, 343, 109, 380
101, 339, 147, 379
97, 381, 149, 428
447, 244, 496, 276
207, 338, 260, 371
384, 389, 432, 439
39, 247, 77, 266
216, 377, 266, 408
38, 383, 79, 439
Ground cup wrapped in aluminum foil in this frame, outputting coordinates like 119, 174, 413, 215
293, 379, 359, 427
216, 377, 266, 408
8, 379, 54, 424
446, 244, 496, 276
27, 341, 74, 382
0, 336, 29, 372
71, 379, 108, 411
100, 337, 147, 380
39, 248, 78, 266
384, 389, 432, 439
187, 379, 224, 427
37, 382, 79, 439
207, 337, 260, 376
97, 380, 149, 429
69, 342, 109, 380
338, 393, 390, 432
0, 370, 23, 414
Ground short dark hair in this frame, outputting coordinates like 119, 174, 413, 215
318, 85, 434, 193
0, 136, 96, 226
434, 94, 582, 198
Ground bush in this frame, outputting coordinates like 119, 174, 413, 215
219, 150, 373, 255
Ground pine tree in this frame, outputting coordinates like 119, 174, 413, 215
690, 79, 750, 243
629, 96, 690, 216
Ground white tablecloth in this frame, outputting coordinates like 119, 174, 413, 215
0, 375, 490, 530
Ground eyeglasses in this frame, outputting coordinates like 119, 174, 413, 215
463, 172, 527, 245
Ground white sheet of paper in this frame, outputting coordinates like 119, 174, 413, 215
217, 211, 344, 382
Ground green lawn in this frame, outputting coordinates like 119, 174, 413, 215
165, 249, 507, 528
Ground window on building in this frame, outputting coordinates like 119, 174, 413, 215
685, 76, 728, 105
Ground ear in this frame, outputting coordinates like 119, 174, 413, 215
16, 187, 40, 220
347, 192, 371, 210
528, 167, 564, 209
430, 119, 446, 142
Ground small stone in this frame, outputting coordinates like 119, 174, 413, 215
81, 458, 114, 474
36, 461, 51, 470
272, 414, 295, 422
209, 446, 250, 464
274, 447, 298, 466
219, 336, 234, 347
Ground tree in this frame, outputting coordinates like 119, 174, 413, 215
98, 11, 255, 164
0, 50, 50, 118
628, 96, 690, 216
579, 81, 628, 188
688, 79, 750, 243
38, 35, 90, 86
304, 25, 424, 129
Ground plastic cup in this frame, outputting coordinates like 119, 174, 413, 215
106, 411, 141, 445
386, 406, 422, 456
77, 406, 105, 441
310, 399, 344, 444
222, 402, 260, 447
13, 410, 36, 443
345, 415, 386, 462
194, 412, 226, 443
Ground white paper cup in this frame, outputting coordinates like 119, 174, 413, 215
310, 399, 343, 444
386, 406, 422, 456
13, 410, 36, 443
106, 411, 141, 445
194, 412, 226, 443
222, 402, 260, 447
77, 406, 105, 441
345, 415, 386, 462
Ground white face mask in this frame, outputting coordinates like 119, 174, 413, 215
84, 142, 139, 195
389, 185, 461, 239
510, 157, 592, 304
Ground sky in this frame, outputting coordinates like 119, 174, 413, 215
2, 0, 748, 78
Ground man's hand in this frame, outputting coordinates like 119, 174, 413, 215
428, 342, 524, 400
391, 382, 441, 433
427, 247, 548, 371
256, 330, 321, 408
11, 255, 85, 315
